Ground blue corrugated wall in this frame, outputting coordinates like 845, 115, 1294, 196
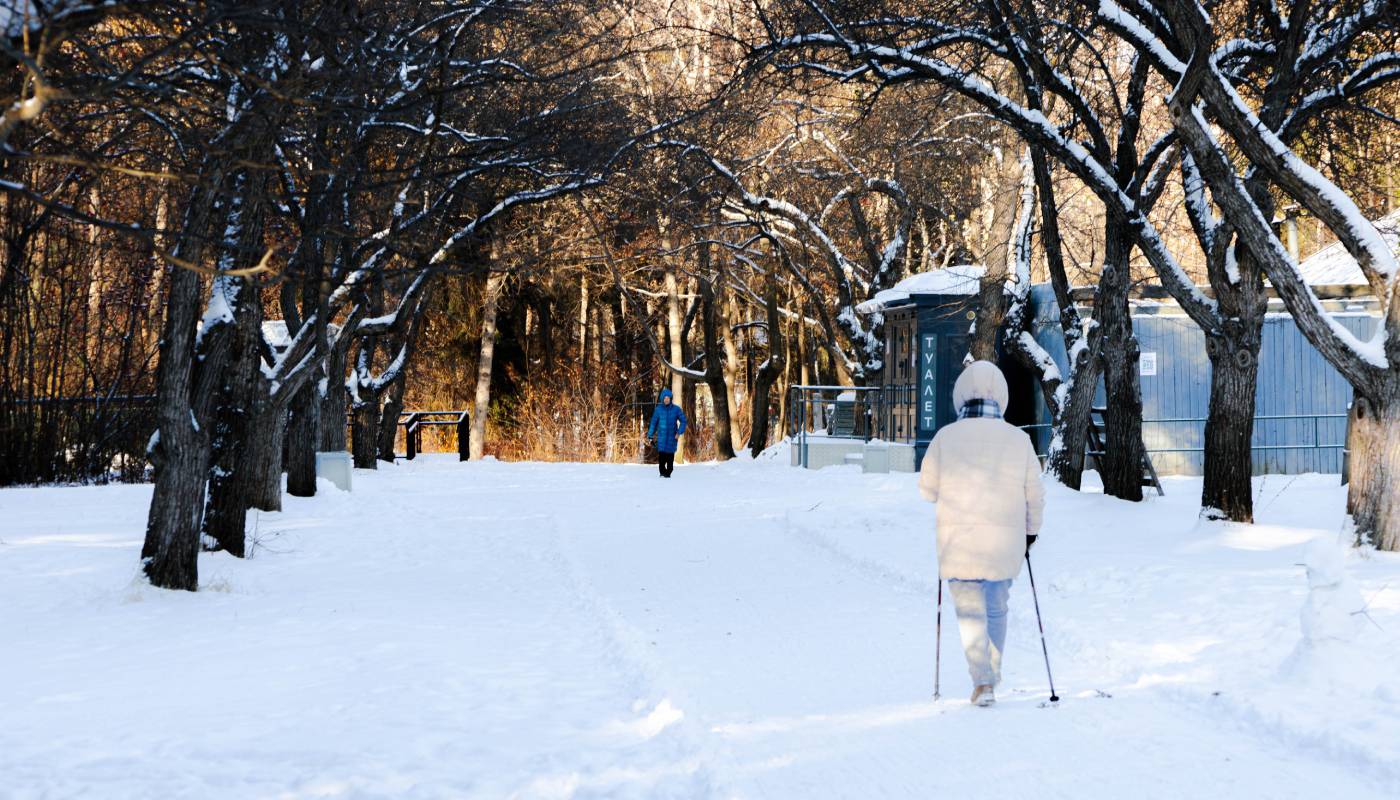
1027, 285, 1376, 476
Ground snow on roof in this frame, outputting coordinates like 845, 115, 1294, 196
1296, 209, 1400, 287
855, 265, 986, 314
894, 264, 986, 295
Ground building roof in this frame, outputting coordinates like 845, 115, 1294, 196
856, 264, 985, 314
1296, 208, 1400, 287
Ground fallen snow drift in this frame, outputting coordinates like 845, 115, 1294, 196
4, 457, 1400, 798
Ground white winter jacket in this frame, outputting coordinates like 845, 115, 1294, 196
919, 361, 1046, 581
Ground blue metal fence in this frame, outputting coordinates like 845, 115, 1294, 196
1028, 284, 1375, 476
1022, 412, 1347, 474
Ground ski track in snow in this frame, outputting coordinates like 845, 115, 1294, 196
3, 454, 1400, 798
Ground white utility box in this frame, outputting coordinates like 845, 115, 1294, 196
315, 451, 353, 491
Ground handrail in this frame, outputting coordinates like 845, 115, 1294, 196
789, 384, 881, 392
397, 410, 466, 418
789, 384, 918, 468
398, 409, 470, 461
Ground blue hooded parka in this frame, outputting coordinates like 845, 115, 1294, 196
647, 389, 688, 453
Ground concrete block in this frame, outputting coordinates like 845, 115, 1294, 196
315, 451, 353, 492
887, 443, 917, 473
798, 438, 866, 469
861, 441, 890, 473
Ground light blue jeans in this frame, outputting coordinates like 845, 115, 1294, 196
947, 579, 1012, 687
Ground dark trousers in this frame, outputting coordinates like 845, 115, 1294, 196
658, 450, 675, 477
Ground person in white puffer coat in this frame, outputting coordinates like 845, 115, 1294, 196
919, 360, 1045, 707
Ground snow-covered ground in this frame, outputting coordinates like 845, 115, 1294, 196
5, 452, 1400, 799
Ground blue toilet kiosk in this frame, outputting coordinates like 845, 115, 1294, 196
858, 265, 1035, 467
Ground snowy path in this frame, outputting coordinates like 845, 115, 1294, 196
5, 454, 1400, 798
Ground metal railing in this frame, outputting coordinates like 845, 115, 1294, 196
788, 384, 918, 468
0, 394, 157, 485
1021, 412, 1347, 455
397, 410, 469, 460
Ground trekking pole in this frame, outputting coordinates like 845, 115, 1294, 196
934, 579, 944, 700
1025, 554, 1060, 703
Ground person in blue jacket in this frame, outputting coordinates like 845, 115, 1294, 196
647, 388, 688, 478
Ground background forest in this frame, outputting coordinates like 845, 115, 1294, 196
3, 1, 1400, 589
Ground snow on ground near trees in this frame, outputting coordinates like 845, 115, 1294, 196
4, 454, 1400, 799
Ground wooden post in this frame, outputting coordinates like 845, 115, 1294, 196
1342, 400, 1356, 487
458, 412, 470, 461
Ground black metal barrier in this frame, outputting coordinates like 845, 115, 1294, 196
398, 410, 470, 461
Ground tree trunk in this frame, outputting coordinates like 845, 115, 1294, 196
748, 283, 785, 457
351, 388, 380, 469
201, 277, 262, 556
1200, 321, 1263, 521
609, 291, 631, 395
202, 437, 253, 557
285, 383, 319, 496
378, 376, 406, 463
471, 272, 506, 460
665, 259, 684, 401
1048, 354, 1101, 490
539, 297, 554, 373
699, 275, 736, 460
578, 273, 590, 373
1347, 391, 1400, 550
140, 169, 235, 590
590, 302, 603, 407
775, 318, 792, 441
1024, 145, 1096, 491
721, 297, 743, 447
141, 267, 207, 591
319, 340, 349, 452
1096, 221, 1146, 502
969, 149, 1023, 362
681, 372, 698, 461
249, 401, 287, 511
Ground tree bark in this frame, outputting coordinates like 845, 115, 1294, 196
1347, 393, 1400, 550
319, 332, 350, 452
699, 274, 735, 460
578, 273, 590, 373
377, 376, 406, 462
748, 281, 785, 457
285, 382, 320, 496
539, 296, 554, 372
721, 297, 743, 446
664, 255, 684, 402
201, 276, 263, 557
249, 400, 287, 511
970, 147, 1022, 361
471, 272, 506, 460
351, 379, 380, 469
1201, 325, 1262, 521
1096, 219, 1146, 502
141, 261, 209, 591
1048, 351, 1102, 490
141, 174, 231, 590
1023, 146, 1099, 490
609, 290, 631, 397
